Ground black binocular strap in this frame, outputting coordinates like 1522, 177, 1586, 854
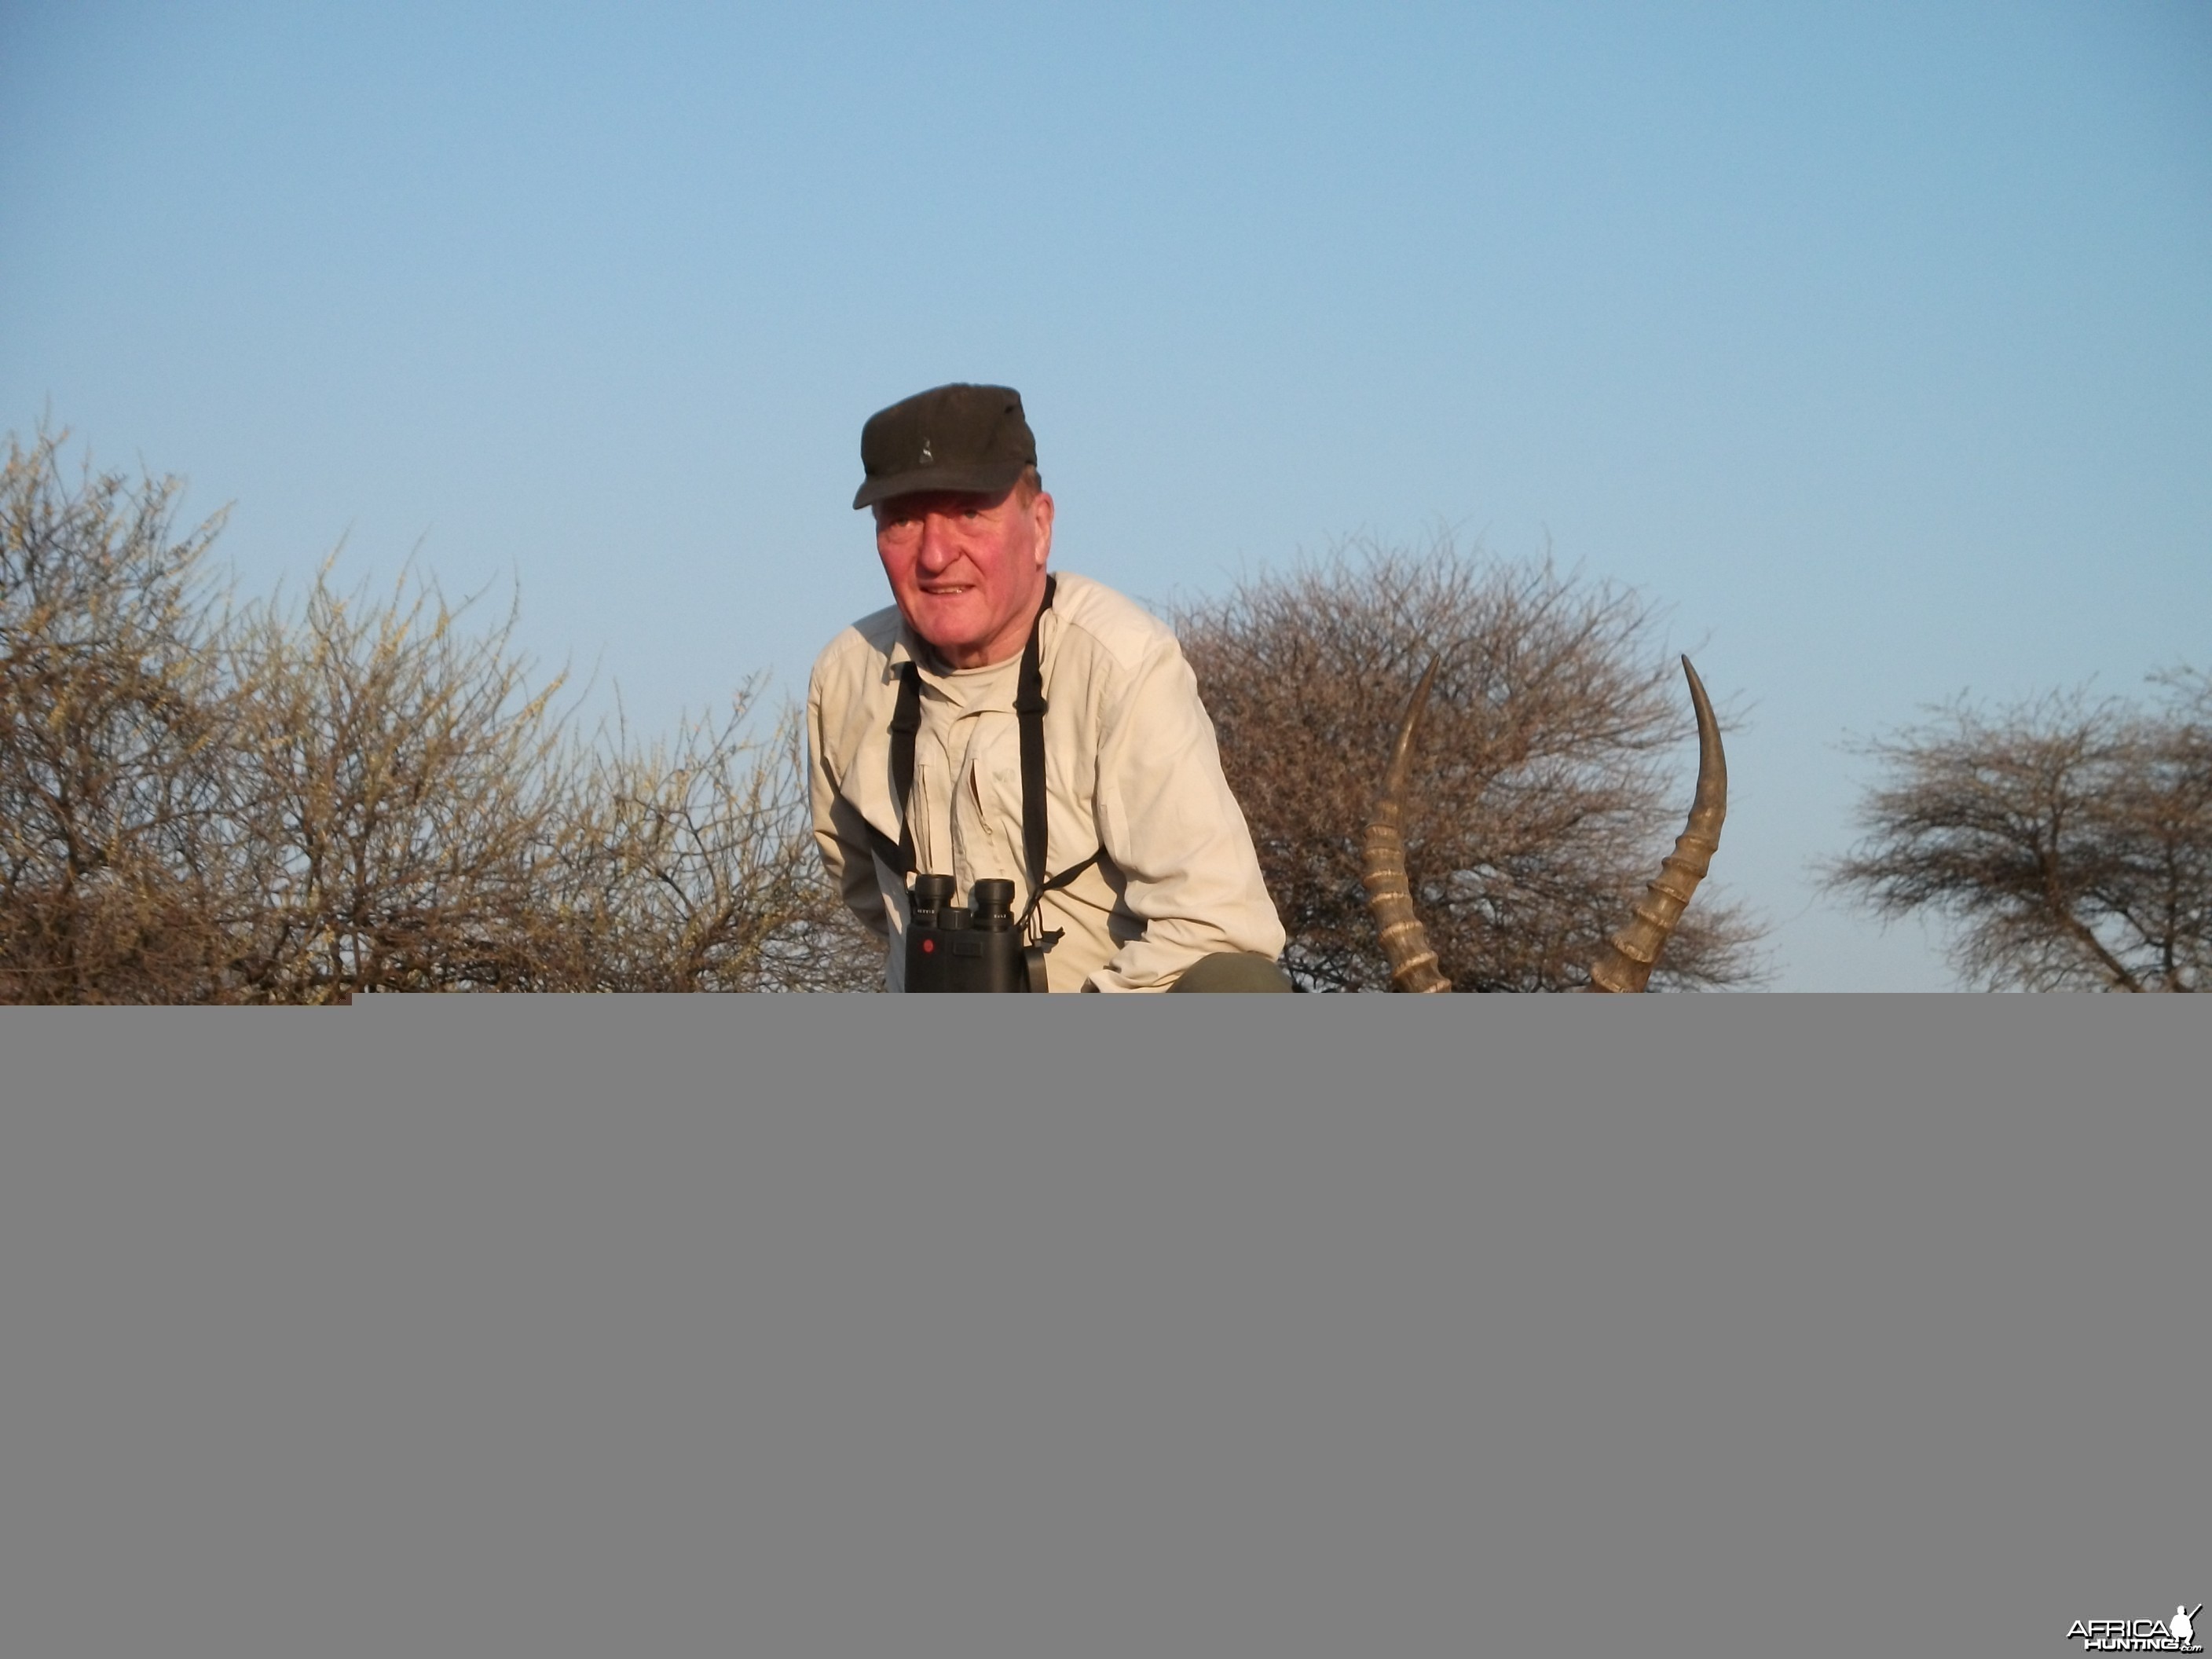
1011, 577, 1104, 934
888, 664, 922, 874
1014, 580, 1055, 911
873, 575, 1102, 934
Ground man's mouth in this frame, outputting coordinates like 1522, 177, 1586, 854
920, 584, 972, 596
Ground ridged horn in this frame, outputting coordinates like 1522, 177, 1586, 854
1586, 655, 1727, 993
1361, 656, 1453, 993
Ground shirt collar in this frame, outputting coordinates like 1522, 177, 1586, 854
881, 607, 1056, 705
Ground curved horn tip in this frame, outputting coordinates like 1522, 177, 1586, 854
1382, 653, 1445, 800
1679, 654, 1713, 716
1678, 655, 1725, 790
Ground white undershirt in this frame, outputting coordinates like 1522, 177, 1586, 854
909, 650, 1026, 908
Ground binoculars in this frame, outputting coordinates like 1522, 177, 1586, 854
904, 875, 1048, 993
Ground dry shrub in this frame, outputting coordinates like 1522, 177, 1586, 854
1, 428, 246, 1000
2, 424, 881, 1002
530, 694, 886, 992
211, 562, 571, 998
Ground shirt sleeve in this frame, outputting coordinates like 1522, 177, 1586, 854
1085, 632, 1287, 991
808, 664, 892, 941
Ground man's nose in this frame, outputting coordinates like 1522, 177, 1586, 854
915, 513, 961, 569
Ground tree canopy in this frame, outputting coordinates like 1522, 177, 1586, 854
1825, 674, 2211, 991
1173, 537, 1763, 991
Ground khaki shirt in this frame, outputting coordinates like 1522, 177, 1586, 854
807, 571, 1286, 991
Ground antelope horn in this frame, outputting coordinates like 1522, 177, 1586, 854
1361, 656, 1452, 992
1586, 655, 1727, 993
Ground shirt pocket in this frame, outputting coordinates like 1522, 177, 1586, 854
974, 718, 1025, 829
964, 757, 1001, 845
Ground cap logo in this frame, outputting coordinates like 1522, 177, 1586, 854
918, 438, 934, 465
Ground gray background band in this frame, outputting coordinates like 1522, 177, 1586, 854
2, 999, 2202, 1657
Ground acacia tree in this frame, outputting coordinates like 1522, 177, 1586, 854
1826, 674, 2210, 991
1172, 537, 1763, 991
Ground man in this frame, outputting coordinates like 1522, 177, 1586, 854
807, 382, 1290, 991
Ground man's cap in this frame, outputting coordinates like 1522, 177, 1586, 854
854, 383, 1037, 510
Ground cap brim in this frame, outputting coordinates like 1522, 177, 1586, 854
853, 460, 1028, 511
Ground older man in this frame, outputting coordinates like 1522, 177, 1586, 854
807, 383, 1289, 991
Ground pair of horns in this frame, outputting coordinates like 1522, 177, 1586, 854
1359, 656, 1726, 993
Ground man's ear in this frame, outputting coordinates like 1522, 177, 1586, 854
1030, 490, 1055, 569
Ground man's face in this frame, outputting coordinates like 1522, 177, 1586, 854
873, 483, 1054, 670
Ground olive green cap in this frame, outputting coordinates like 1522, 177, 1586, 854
853, 383, 1037, 510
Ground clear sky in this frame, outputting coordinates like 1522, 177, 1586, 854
5, 1, 2207, 989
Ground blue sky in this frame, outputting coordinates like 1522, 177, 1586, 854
5, 1, 2207, 988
